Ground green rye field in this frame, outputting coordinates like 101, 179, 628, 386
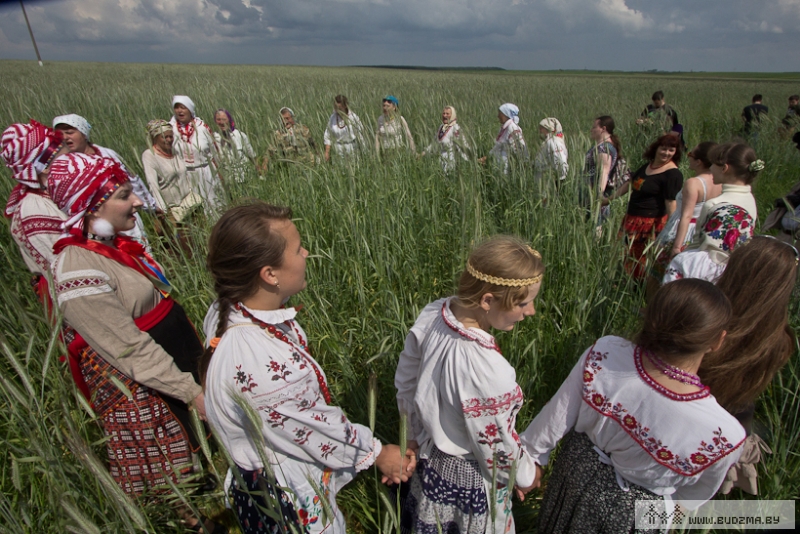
1, 61, 799, 533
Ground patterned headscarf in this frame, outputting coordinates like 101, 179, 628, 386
47, 152, 129, 232
52, 114, 92, 139
146, 119, 172, 141
539, 117, 563, 136
215, 109, 235, 132
499, 103, 520, 125
2, 120, 64, 217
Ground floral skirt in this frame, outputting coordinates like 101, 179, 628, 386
401, 445, 513, 534
79, 348, 192, 495
538, 432, 662, 534
619, 214, 667, 280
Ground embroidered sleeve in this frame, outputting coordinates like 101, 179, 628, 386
233, 331, 379, 472
448, 351, 537, 487
12, 202, 66, 273
519, 345, 591, 467
53, 250, 202, 403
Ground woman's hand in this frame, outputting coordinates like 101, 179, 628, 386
514, 464, 543, 501
192, 392, 207, 421
375, 444, 415, 485
477, 156, 487, 165
670, 246, 682, 258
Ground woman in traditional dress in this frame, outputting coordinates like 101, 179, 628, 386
323, 95, 366, 163
265, 107, 318, 168
656, 141, 722, 258
533, 117, 569, 184
213, 109, 256, 183
663, 143, 761, 284
374, 95, 415, 158
201, 201, 412, 534
478, 103, 528, 174
699, 236, 797, 495
53, 113, 158, 252
520, 279, 745, 533
420, 105, 470, 173
2, 121, 68, 291
395, 236, 543, 534
169, 95, 222, 213
47, 154, 222, 532
605, 133, 683, 280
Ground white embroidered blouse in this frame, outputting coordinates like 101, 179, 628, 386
375, 115, 415, 152
203, 303, 381, 472
424, 122, 470, 171
489, 119, 528, 174
395, 297, 537, 488
10, 191, 67, 275
323, 112, 366, 156
533, 135, 569, 181
520, 336, 746, 507
170, 117, 217, 170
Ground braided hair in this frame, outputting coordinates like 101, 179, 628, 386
200, 201, 292, 385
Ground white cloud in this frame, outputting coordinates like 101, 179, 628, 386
0, 0, 797, 70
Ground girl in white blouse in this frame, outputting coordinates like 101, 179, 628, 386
396, 236, 544, 534
520, 279, 746, 533
323, 95, 366, 162
201, 201, 412, 534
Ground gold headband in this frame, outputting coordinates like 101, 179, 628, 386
466, 246, 543, 287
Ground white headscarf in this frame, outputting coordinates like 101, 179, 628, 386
499, 103, 520, 125
539, 117, 563, 136
172, 95, 196, 118
52, 114, 92, 139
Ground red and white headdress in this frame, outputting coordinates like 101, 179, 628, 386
1, 120, 64, 217
47, 152, 129, 232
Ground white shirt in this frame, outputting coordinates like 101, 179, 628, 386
425, 122, 470, 172
375, 115, 415, 152
533, 135, 569, 181
690, 184, 758, 265
203, 302, 380, 472
395, 297, 537, 488
520, 336, 745, 508
489, 119, 528, 174
9, 191, 67, 274
140, 149, 191, 212
170, 117, 217, 169
323, 112, 366, 156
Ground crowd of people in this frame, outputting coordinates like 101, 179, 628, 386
1, 85, 799, 534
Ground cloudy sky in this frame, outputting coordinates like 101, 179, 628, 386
0, 0, 798, 71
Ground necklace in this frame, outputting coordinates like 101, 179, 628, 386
176, 121, 195, 143
438, 122, 453, 141
236, 303, 332, 404
644, 349, 704, 387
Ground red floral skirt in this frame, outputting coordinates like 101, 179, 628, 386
79, 347, 193, 495
619, 214, 668, 280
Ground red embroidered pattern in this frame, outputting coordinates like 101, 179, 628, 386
56, 277, 107, 293
462, 386, 523, 419
11, 213, 64, 272
440, 300, 500, 352
581, 344, 742, 476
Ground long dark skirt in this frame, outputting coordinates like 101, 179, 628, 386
538, 432, 662, 534
401, 445, 493, 534
230, 466, 301, 534
145, 301, 205, 449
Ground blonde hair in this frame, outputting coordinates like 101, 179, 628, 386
457, 236, 544, 311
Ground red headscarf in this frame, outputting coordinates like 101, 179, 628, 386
1, 120, 63, 217
47, 152, 129, 232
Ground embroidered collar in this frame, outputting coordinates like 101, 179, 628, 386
720, 184, 751, 193
440, 297, 500, 352
231, 303, 297, 326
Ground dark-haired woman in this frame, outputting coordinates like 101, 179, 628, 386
323, 95, 366, 163
663, 143, 761, 284
201, 202, 412, 534
583, 116, 621, 222
607, 133, 684, 279
521, 279, 746, 532
656, 142, 722, 258
47, 153, 221, 531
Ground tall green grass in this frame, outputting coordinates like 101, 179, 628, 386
1, 61, 799, 533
